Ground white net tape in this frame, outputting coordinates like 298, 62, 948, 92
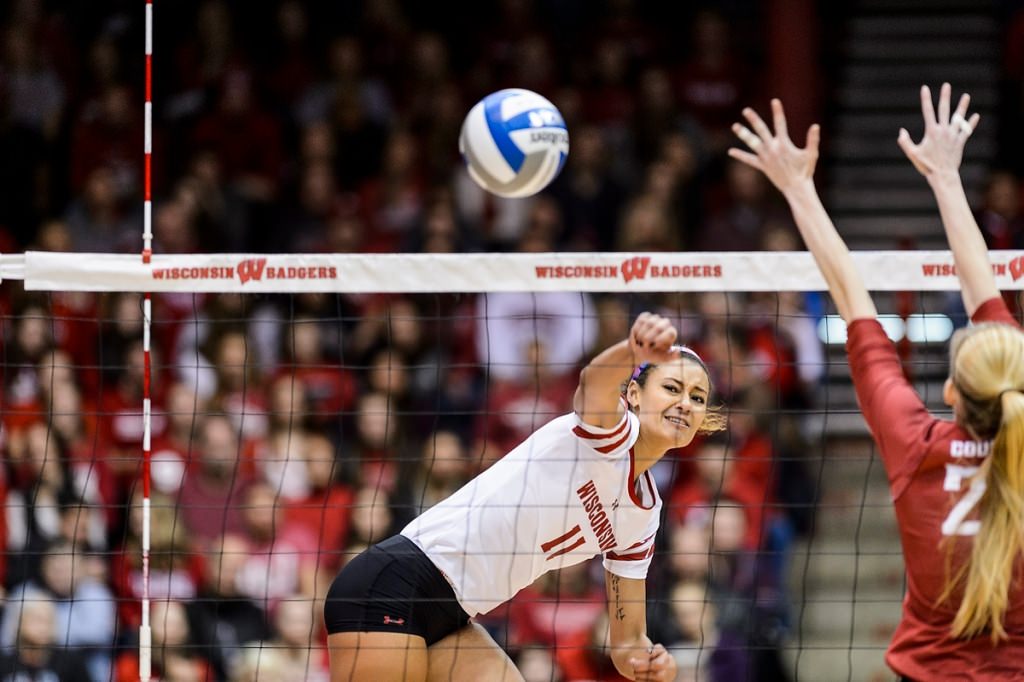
2, 250, 1023, 293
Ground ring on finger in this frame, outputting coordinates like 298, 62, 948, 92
951, 113, 972, 135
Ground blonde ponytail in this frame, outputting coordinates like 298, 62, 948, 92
943, 324, 1024, 642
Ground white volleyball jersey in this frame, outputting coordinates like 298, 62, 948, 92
402, 405, 661, 616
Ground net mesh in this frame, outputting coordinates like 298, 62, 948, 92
1, 251, 1021, 681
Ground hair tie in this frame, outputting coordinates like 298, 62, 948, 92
630, 362, 650, 381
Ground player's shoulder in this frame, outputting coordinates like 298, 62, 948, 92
907, 419, 990, 475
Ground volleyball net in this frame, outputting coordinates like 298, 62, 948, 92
2, 248, 1023, 681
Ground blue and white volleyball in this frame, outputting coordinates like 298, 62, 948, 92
459, 88, 569, 198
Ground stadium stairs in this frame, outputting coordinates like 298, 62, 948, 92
783, 1, 998, 679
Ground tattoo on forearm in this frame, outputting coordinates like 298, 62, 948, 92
611, 575, 625, 621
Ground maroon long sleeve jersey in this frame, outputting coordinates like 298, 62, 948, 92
846, 296, 1024, 680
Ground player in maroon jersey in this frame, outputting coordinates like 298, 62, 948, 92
730, 84, 1024, 680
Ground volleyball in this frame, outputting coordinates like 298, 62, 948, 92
459, 88, 569, 198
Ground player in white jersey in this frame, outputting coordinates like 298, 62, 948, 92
325, 312, 726, 681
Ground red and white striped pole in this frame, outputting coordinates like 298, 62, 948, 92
140, 0, 154, 680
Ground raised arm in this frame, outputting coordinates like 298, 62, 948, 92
897, 82, 996, 316
604, 571, 676, 681
728, 100, 878, 323
573, 313, 676, 428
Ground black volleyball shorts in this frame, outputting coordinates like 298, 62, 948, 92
324, 534, 470, 645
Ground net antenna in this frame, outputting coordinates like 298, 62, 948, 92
140, 0, 155, 679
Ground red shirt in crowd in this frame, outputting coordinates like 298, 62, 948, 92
235, 522, 319, 610
113, 653, 214, 682
669, 429, 775, 551
284, 483, 354, 573
847, 296, 1024, 679
110, 550, 205, 631
508, 582, 605, 650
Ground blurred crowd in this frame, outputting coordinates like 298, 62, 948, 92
0, 0, 1021, 681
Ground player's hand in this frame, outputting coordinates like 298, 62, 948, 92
629, 313, 677, 365
629, 643, 677, 682
897, 82, 980, 179
728, 99, 820, 194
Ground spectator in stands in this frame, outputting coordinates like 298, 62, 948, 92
112, 491, 202, 632
0, 25, 66, 240
3, 298, 53, 428
265, 597, 329, 680
278, 159, 341, 253
358, 128, 427, 252
264, 1, 316, 112
476, 339, 578, 459
193, 68, 284, 206
342, 391, 412, 493
614, 195, 681, 252
4, 421, 78, 586
705, 500, 788, 680
276, 315, 356, 430
403, 429, 469, 516
474, 289, 597, 384
149, 381, 201, 496
366, 347, 412, 406
152, 198, 200, 254
696, 158, 783, 252
0, 597, 90, 681
329, 87, 389, 192
41, 289, 103, 393
81, 35, 123, 108
285, 432, 354, 579
555, 609, 631, 682
549, 123, 628, 252
99, 338, 167, 487
670, 426, 775, 553
208, 329, 269, 441
176, 149, 249, 252
345, 485, 395, 552
584, 34, 636, 132
633, 67, 683, 167
68, 84, 141, 200
370, 297, 441, 420
173, 292, 280, 402
507, 561, 605, 665
188, 533, 272, 680
660, 580, 742, 682
235, 480, 319, 610
113, 600, 214, 682
673, 9, 749, 154
296, 35, 393, 130
667, 519, 711, 584
977, 170, 1024, 250
177, 414, 253, 541
1, 541, 115, 682
249, 374, 313, 501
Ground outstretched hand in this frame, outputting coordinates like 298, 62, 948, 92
728, 99, 820, 194
897, 82, 980, 178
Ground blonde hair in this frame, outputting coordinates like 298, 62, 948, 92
942, 323, 1024, 641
